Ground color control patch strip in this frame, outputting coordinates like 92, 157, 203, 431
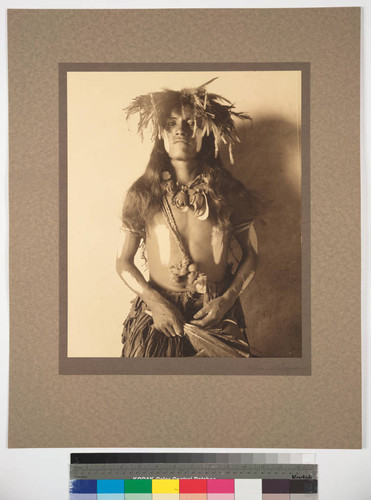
70, 454, 318, 499
70, 478, 318, 499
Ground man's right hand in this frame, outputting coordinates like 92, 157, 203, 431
116, 231, 185, 338
147, 298, 185, 338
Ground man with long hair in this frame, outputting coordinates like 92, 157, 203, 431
116, 79, 258, 357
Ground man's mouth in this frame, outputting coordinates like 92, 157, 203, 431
174, 139, 189, 145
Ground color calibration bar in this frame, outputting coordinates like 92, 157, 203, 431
70, 478, 318, 499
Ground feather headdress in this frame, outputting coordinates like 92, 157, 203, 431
124, 77, 252, 164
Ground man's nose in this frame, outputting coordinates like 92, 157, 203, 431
175, 120, 190, 135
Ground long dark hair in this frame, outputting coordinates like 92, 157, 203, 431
121, 133, 248, 238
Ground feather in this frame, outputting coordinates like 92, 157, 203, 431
183, 323, 250, 358
124, 78, 252, 164
143, 311, 250, 358
197, 77, 219, 89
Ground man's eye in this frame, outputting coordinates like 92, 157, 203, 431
166, 120, 176, 128
188, 120, 195, 128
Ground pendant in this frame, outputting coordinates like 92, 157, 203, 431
161, 170, 210, 220
169, 259, 207, 293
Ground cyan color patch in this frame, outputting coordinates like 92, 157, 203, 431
97, 480, 125, 493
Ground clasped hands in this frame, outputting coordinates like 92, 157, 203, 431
149, 295, 235, 338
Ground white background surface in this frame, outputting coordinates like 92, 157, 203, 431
1, 1, 370, 499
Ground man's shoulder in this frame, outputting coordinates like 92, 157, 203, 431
225, 176, 258, 229
217, 171, 251, 206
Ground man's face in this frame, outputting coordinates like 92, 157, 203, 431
162, 105, 203, 161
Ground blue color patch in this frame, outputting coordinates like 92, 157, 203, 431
70, 480, 97, 493
97, 480, 125, 493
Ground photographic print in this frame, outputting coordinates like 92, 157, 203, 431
61, 64, 309, 373
8, 9, 360, 448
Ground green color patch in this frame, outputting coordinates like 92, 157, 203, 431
124, 480, 152, 493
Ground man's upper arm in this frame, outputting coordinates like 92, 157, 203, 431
234, 224, 258, 256
229, 179, 257, 229
116, 226, 142, 263
121, 187, 146, 238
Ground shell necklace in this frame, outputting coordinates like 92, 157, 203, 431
160, 170, 210, 221
160, 194, 207, 293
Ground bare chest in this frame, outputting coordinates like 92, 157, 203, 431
171, 204, 211, 239
147, 208, 229, 266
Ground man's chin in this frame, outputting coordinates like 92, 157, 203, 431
169, 148, 197, 159
171, 155, 198, 162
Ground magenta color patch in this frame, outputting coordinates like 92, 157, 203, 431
207, 479, 234, 494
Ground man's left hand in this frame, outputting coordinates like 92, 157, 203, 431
191, 296, 234, 328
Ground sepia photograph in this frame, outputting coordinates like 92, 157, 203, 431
62, 65, 307, 368
8, 8, 361, 452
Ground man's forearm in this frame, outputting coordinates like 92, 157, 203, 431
116, 259, 167, 309
222, 250, 258, 305
190, 250, 258, 328
116, 258, 185, 337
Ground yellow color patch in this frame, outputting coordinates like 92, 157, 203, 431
152, 479, 179, 493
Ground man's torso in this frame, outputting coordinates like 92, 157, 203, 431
145, 198, 231, 292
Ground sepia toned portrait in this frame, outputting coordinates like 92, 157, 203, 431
62, 65, 308, 372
